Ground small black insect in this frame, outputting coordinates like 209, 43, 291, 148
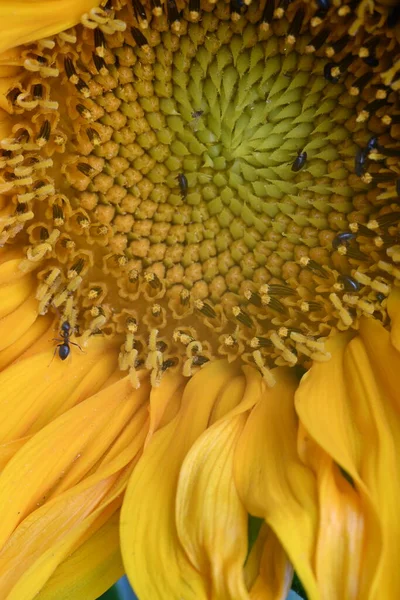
191, 110, 204, 118
355, 148, 367, 177
291, 151, 307, 172
366, 136, 378, 152
177, 173, 188, 198
338, 275, 360, 292
52, 321, 82, 361
317, 0, 329, 11
332, 231, 356, 250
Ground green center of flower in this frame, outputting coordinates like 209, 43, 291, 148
2, 0, 400, 385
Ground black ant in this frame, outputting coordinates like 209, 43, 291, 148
52, 320, 83, 361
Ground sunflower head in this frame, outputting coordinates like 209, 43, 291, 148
0, 0, 399, 388
1, 3, 400, 600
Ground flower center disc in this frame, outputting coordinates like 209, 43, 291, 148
3, 0, 400, 384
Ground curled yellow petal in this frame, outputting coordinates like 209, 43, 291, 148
121, 360, 241, 600
295, 333, 361, 486
247, 525, 293, 600
295, 331, 387, 598
0, 0, 102, 54
234, 368, 320, 599
344, 333, 400, 597
359, 316, 400, 425
208, 375, 246, 424
357, 318, 400, 595
315, 462, 365, 600
176, 415, 248, 600
145, 372, 186, 444
175, 366, 265, 599
298, 427, 365, 600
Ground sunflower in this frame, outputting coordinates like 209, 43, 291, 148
0, 0, 399, 598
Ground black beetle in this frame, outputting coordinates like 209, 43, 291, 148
292, 151, 307, 172
177, 173, 188, 199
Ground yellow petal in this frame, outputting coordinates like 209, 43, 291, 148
234, 368, 320, 599
145, 371, 186, 444
387, 287, 400, 352
295, 333, 361, 485
176, 416, 248, 599
175, 367, 264, 599
121, 360, 241, 600
244, 523, 268, 592
0, 436, 31, 470
35, 511, 123, 600
0, 376, 149, 597
0, 375, 147, 550
209, 375, 246, 424
0, 295, 40, 351
0, 251, 28, 283
0, 340, 118, 442
295, 331, 385, 598
248, 526, 293, 600
0, 275, 34, 319
358, 317, 400, 595
0, 496, 122, 600
0, 48, 24, 79
0, 259, 38, 353
0, 0, 102, 54
344, 332, 400, 596
226, 366, 266, 418
358, 315, 400, 423
0, 314, 52, 371
315, 462, 365, 600
298, 427, 365, 600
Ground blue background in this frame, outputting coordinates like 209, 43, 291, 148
99, 576, 303, 600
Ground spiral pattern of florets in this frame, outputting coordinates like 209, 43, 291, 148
1, 0, 400, 385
